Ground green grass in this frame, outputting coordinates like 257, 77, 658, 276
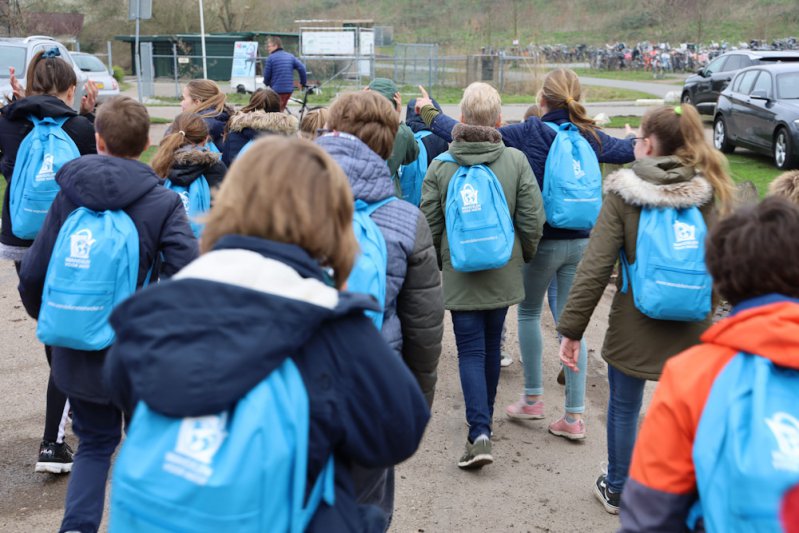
572, 68, 681, 82
149, 117, 171, 124
725, 152, 782, 197
139, 146, 158, 164
604, 115, 642, 129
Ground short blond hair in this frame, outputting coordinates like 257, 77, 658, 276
768, 170, 799, 205
299, 107, 329, 139
201, 136, 358, 289
460, 82, 502, 127
327, 92, 398, 160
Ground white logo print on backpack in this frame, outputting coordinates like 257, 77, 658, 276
36, 154, 55, 182
67, 229, 96, 268
673, 221, 698, 250
766, 412, 799, 472
460, 184, 480, 210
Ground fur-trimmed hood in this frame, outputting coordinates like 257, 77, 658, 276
227, 110, 299, 136
167, 146, 226, 188
604, 156, 714, 208
447, 123, 504, 166
173, 146, 221, 167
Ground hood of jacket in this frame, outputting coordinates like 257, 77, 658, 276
446, 123, 505, 166
406, 97, 442, 133
2, 94, 77, 121
315, 132, 394, 202
227, 110, 298, 135
167, 146, 221, 186
198, 106, 232, 123
56, 154, 159, 211
604, 156, 714, 208
701, 296, 799, 370
109, 235, 378, 417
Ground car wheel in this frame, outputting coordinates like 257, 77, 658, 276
773, 128, 798, 170
681, 92, 692, 105
713, 116, 735, 154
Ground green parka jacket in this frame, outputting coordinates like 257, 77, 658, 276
420, 123, 545, 311
557, 156, 716, 380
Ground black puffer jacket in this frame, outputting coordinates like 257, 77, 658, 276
0, 95, 96, 248
197, 107, 233, 151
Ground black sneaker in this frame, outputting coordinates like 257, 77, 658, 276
593, 474, 620, 514
35, 440, 74, 474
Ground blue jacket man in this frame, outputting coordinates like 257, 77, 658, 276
262, 36, 307, 111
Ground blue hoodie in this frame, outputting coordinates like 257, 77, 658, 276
17, 154, 198, 403
104, 235, 431, 532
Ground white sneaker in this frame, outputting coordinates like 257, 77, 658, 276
500, 351, 513, 367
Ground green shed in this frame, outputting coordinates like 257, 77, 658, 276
115, 32, 299, 81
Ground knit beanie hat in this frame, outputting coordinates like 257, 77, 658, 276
367, 78, 398, 103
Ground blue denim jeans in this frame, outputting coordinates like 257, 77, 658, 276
518, 238, 589, 413
451, 308, 508, 442
606, 365, 646, 493
59, 398, 123, 533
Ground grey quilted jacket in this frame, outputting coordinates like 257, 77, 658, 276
316, 132, 444, 406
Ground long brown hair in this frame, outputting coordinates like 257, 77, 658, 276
641, 105, 736, 214
540, 68, 599, 143
151, 112, 209, 178
25, 50, 76, 97
241, 87, 281, 114
185, 79, 228, 116
201, 137, 358, 288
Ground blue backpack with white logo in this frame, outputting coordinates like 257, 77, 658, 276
435, 152, 514, 273
688, 352, 799, 532
36, 207, 140, 351
620, 206, 712, 322
9, 115, 81, 239
164, 177, 211, 238
348, 197, 395, 329
110, 358, 335, 533
398, 130, 433, 206
542, 122, 602, 230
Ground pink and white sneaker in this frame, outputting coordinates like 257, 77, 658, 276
505, 397, 544, 420
548, 416, 586, 440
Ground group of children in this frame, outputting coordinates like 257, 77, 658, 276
1, 47, 797, 533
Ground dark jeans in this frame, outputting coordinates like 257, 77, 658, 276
606, 365, 646, 493
59, 398, 122, 533
451, 308, 508, 442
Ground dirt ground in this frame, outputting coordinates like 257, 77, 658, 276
0, 254, 658, 532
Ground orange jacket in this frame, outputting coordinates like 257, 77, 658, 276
619, 296, 799, 532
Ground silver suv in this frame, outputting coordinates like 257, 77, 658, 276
0, 35, 88, 110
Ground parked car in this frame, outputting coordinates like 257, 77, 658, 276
714, 63, 799, 170
0, 36, 89, 110
681, 50, 799, 115
71, 52, 120, 102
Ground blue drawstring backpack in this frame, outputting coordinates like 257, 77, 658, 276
620, 206, 712, 321
164, 177, 211, 238
110, 358, 335, 533
9, 115, 80, 239
348, 198, 395, 329
398, 130, 433, 206
36, 207, 140, 351
542, 122, 602, 230
436, 152, 514, 273
689, 352, 799, 532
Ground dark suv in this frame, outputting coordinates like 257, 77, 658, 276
681, 50, 799, 115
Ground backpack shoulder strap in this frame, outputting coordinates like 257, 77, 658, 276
414, 130, 433, 141
434, 152, 457, 164
359, 196, 396, 216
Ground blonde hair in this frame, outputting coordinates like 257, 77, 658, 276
540, 68, 599, 143
185, 79, 228, 116
299, 107, 329, 139
460, 82, 502, 127
768, 170, 799, 205
151, 113, 209, 178
201, 137, 358, 289
327, 92, 398, 160
523, 104, 542, 120
641, 104, 736, 214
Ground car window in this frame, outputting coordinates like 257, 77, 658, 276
74, 54, 107, 73
705, 56, 727, 75
777, 72, 799, 99
722, 55, 747, 71
0, 46, 26, 77
736, 70, 759, 95
751, 71, 772, 96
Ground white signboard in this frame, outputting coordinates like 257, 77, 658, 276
231, 41, 259, 79
302, 31, 355, 56
359, 31, 374, 76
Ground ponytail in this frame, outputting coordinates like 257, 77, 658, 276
642, 104, 736, 215
25, 49, 77, 97
151, 112, 209, 178
185, 79, 229, 116
540, 68, 600, 145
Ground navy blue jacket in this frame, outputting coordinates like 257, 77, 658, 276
197, 107, 232, 152
406, 98, 449, 166
104, 235, 431, 532
220, 110, 299, 166
0, 95, 96, 247
17, 155, 199, 404
429, 108, 635, 240
263, 48, 307, 94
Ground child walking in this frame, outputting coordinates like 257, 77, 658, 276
180, 79, 234, 151
556, 104, 735, 513
17, 96, 198, 532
